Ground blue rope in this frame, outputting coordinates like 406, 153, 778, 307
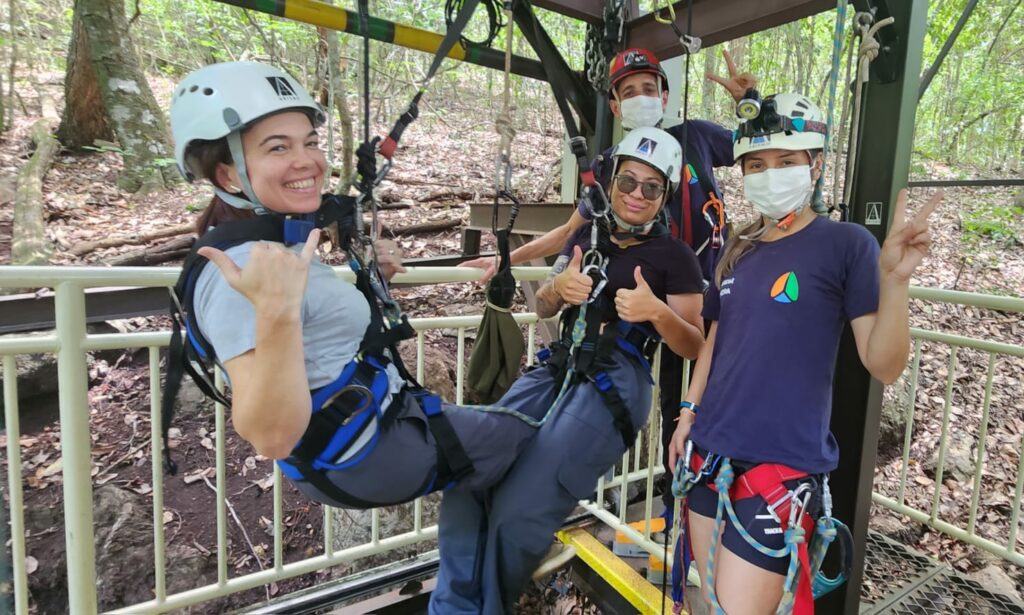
703, 459, 806, 615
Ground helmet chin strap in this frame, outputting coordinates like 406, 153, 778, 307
611, 210, 657, 237
224, 132, 268, 214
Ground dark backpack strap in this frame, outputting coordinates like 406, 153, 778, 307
409, 389, 475, 486
161, 217, 287, 473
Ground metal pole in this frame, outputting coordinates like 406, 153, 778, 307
821, 1, 927, 613
209, 0, 548, 81
918, 0, 979, 99
54, 281, 99, 612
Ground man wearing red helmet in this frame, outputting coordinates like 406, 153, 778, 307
462, 47, 755, 281
462, 45, 757, 519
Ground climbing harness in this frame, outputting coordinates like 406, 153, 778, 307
160, 196, 476, 507
668, 447, 854, 615
163, 0, 491, 502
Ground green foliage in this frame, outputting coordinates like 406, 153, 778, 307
962, 199, 1024, 247
7, 0, 1022, 171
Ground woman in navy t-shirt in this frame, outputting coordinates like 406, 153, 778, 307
667, 93, 940, 614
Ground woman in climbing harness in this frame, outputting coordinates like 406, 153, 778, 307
164, 61, 559, 510
666, 93, 941, 615
430, 127, 707, 614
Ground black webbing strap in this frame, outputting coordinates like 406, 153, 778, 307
161, 216, 286, 474
377, 0, 482, 160
414, 390, 475, 485
588, 327, 637, 449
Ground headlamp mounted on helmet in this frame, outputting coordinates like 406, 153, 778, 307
734, 95, 827, 143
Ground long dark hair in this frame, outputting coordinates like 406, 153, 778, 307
185, 138, 257, 236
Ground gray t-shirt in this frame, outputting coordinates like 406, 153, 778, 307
193, 242, 373, 388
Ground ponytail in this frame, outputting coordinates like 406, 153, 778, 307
195, 196, 257, 236
714, 217, 767, 287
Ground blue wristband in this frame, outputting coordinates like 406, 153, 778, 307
679, 401, 699, 414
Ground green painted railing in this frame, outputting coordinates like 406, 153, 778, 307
0, 265, 1021, 612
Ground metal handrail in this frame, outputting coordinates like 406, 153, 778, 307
1, 266, 1021, 613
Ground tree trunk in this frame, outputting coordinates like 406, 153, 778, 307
0, 70, 5, 132
322, 0, 354, 195
56, 5, 115, 148
103, 235, 195, 266
72, 0, 178, 194
70, 222, 195, 256
12, 118, 60, 265
701, 48, 719, 120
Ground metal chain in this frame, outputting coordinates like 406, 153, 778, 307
584, 0, 625, 92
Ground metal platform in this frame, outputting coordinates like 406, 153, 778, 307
243, 525, 1024, 615
860, 532, 1024, 615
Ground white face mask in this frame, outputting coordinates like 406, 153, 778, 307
619, 95, 664, 129
743, 165, 814, 221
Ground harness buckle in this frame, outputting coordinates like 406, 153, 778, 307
322, 384, 374, 425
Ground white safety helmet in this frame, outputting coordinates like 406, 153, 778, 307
733, 92, 826, 160
610, 126, 683, 197
170, 61, 325, 210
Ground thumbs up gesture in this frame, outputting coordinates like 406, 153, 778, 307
615, 266, 661, 323
553, 245, 595, 305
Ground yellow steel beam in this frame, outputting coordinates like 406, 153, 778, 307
556, 527, 677, 615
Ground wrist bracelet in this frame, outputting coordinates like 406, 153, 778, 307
679, 401, 699, 414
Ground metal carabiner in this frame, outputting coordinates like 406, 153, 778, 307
653, 1, 702, 54
581, 261, 609, 301
787, 482, 815, 529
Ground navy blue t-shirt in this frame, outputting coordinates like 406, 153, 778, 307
558, 223, 704, 323
689, 217, 881, 473
579, 120, 735, 281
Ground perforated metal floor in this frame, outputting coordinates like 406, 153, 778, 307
860, 532, 1024, 614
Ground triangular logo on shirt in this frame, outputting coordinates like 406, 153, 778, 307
770, 271, 799, 303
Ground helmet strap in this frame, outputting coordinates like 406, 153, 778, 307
611, 210, 657, 239
226, 132, 267, 213
213, 187, 265, 212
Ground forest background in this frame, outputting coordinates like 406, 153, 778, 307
0, 0, 1023, 612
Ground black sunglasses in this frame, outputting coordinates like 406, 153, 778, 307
613, 174, 666, 200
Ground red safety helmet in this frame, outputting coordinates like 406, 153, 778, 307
608, 48, 669, 97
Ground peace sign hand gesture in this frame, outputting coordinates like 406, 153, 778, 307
198, 229, 321, 315
880, 189, 941, 282
706, 49, 758, 103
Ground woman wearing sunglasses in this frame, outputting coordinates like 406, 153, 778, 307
431, 127, 706, 613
